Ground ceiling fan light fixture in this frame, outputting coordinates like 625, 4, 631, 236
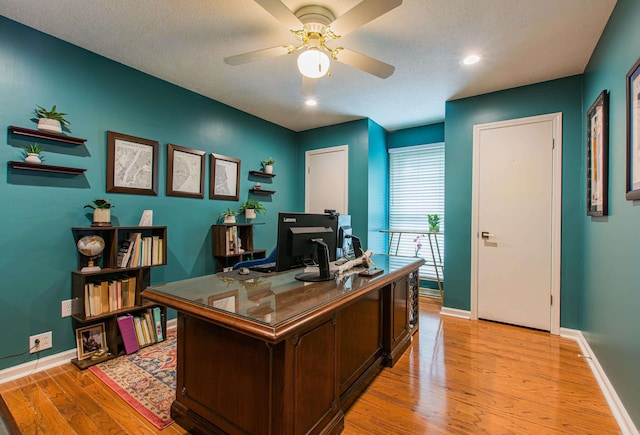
297, 48, 330, 78
462, 54, 481, 65
305, 98, 318, 106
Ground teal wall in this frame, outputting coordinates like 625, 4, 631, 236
367, 120, 388, 253
444, 75, 584, 327
388, 122, 445, 149
0, 16, 297, 370
582, 0, 640, 426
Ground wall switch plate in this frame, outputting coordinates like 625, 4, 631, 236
61, 299, 73, 317
29, 331, 52, 353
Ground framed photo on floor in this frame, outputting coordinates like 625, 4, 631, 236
586, 90, 609, 216
166, 144, 205, 198
626, 56, 640, 200
210, 153, 240, 200
107, 131, 159, 196
76, 323, 107, 360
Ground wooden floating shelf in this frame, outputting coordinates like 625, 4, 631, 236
249, 171, 276, 178
9, 161, 86, 174
8, 125, 87, 146
250, 189, 275, 195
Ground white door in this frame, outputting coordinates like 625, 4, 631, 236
305, 145, 348, 214
471, 114, 562, 333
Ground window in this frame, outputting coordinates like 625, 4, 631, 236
389, 143, 444, 280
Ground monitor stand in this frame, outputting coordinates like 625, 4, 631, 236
295, 239, 336, 282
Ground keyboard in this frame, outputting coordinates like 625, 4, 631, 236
249, 262, 276, 272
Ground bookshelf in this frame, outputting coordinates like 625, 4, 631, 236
70, 225, 167, 369
211, 223, 266, 271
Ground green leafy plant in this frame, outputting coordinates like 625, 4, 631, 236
24, 143, 42, 155
34, 104, 70, 126
84, 198, 115, 209
261, 157, 276, 168
219, 207, 237, 218
427, 214, 440, 232
239, 199, 267, 215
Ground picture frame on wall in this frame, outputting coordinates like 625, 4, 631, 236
107, 131, 159, 196
76, 323, 107, 360
626, 56, 640, 200
586, 90, 609, 216
167, 144, 206, 198
210, 153, 240, 201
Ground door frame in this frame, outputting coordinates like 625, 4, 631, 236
470, 113, 562, 335
305, 145, 349, 214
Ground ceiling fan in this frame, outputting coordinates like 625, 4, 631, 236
224, 0, 402, 92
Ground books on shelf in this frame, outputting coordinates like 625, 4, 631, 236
226, 226, 239, 255
116, 314, 140, 355
117, 232, 164, 268
124, 308, 164, 348
83, 275, 136, 317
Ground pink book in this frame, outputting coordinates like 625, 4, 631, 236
117, 314, 140, 355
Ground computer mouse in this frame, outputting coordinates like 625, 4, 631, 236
239, 267, 250, 275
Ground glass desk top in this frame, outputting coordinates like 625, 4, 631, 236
144, 254, 422, 327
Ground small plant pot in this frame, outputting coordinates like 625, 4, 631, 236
92, 208, 112, 227
245, 209, 257, 220
224, 215, 236, 224
430, 226, 440, 233
25, 153, 41, 164
37, 118, 62, 133
263, 165, 273, 174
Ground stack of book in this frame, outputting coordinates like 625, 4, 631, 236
226, 226, 239, 255
83, 276, 136, 317
116, 307, 165, 354
117, 233, 164, 267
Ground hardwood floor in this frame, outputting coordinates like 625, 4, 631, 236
0, 297, 620, 434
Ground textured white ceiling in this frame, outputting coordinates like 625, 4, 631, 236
0, 0, 617, 132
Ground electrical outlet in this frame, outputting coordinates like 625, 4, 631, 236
61, 299, 73, 317
29, 331, 52, 353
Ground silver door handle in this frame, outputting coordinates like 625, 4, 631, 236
481, 231, 495, 239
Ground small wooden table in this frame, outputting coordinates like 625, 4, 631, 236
143, 254, 423, 434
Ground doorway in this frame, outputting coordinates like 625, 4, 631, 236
470, 113, 562, 334
305, 145, 348, 214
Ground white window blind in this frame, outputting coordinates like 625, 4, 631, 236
389, 143, 444, 279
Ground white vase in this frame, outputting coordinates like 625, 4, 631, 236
224, 215, 236, 224
245, 209, 256, 220
264, 165, 273, 174
37, 118, 62, 133
92, 208, 111, 227
25, 153, 41, 164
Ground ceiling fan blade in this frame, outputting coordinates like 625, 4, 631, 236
335, 48, 395, 79
301, 76, 318, 98
255, 0, 303, 30
224, 46, 290, 66
329, 0, 402, 36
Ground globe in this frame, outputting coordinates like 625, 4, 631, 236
77, 235, 105, 271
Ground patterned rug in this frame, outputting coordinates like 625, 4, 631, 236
89, 329, 177, 430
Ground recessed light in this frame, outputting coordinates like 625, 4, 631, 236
462, 54, 481, 65
305, 98, 318, 106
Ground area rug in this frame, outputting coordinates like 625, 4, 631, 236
89, 329, 177, 430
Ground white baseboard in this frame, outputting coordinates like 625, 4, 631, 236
440, 307, 471, 319
0, 319, 179, 385
560, 327, 638, 435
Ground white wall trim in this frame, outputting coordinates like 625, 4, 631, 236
440, 307, 471, 319
560, 328, 639, 435
0, 318, 178, 385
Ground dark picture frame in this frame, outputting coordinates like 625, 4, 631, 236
626, 56, 640, 200
75, 323, 107, 360
208, 290, 239, 313
167, 144, 205, 198
586, 90, 609, 216
210, 153, 240, 200
107, 131, 159, 195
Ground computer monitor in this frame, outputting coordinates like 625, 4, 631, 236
275, 212, 339, 274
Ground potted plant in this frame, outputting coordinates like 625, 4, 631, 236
427, 214, 440, 233
23, 143, 43, 164
261, 157, 276, 174
239, 199, 266, 220
84, 198, 115, 227
33, 104, 70, 133
219, 207, 238, 224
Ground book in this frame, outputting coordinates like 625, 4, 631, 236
143, 236, 153, 266
133, 316, 145, 346
84, 283, 92, 317
127, 275, 137, 307
100, 281, 109, 314
152, 307, 164, 342
152, 235, 160, 265
117, 314, 140, 355
129, 233, 142, 267
143, 310, 156, 343
117, 240, 133, 267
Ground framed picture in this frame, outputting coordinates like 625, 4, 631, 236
208, 290, 238, 313
76, 323, 107, 360
107, 131, 159, 196
210, 153, 240, 200
167, 144, 205, 198
626, 56, 640, 200
586, 90, 609, 216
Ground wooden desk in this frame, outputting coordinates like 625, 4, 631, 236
142, 255, 423, 435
